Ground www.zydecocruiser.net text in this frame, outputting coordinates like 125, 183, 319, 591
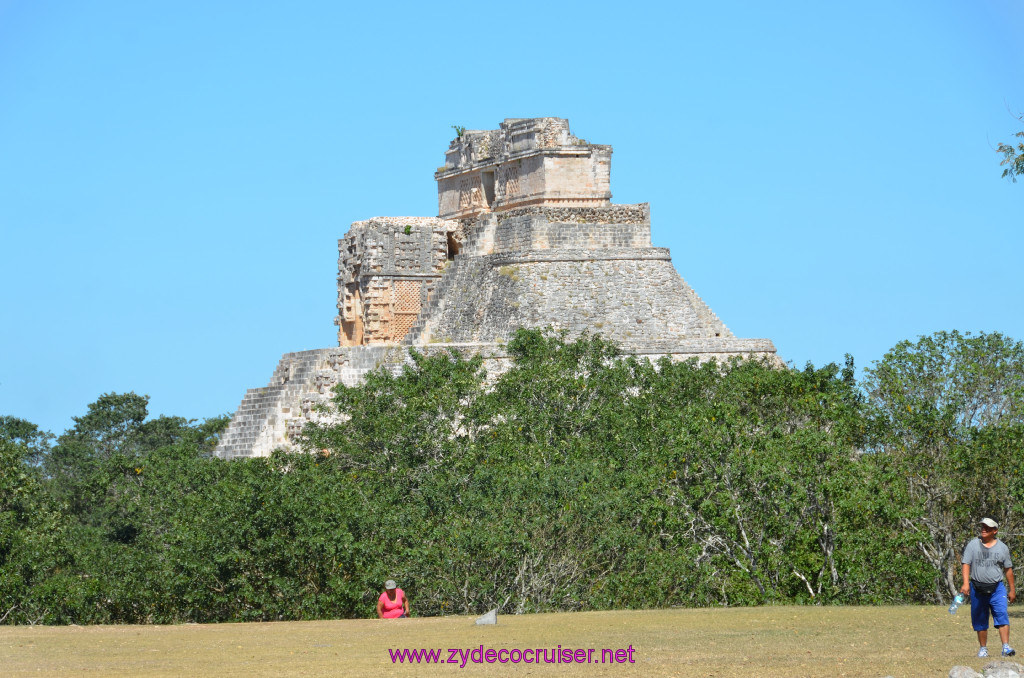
389, 645, 637, 666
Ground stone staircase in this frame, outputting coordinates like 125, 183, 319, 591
403, 215, 496, 345
214, 349, 332, 459
403, 255, 469, 344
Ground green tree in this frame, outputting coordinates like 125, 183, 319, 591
635, 356, 873, 605
305, 329, 878, 613
70, 411, 231, 622
13, 394, 233, 624
43, 392, 150, 520
42, 394, 226, 523
0, 416, 53, 466
20, 328, 1020, 623
0, 437, 83, 625
863, 330, 1024, 598
301, 348, 486, 475
998, 113, 1024, 182
445, 330, 647, 614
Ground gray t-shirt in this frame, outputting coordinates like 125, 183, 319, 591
962, 538, 1014, 584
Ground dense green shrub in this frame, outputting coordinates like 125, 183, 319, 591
2, 329, 1022, 624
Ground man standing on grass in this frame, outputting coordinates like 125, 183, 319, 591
962, 517, 1016, 658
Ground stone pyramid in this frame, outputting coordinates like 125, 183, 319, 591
215, 118, 777, 459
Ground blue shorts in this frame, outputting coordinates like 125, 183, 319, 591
970, 581, 1010, 631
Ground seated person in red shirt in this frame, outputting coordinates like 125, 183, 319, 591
377, 579, 410, 619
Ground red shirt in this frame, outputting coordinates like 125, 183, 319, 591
379, 588, 405, 618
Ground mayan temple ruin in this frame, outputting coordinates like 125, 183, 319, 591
215, 118, 779, 459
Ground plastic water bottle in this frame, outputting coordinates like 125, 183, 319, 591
949, 592, 967, 614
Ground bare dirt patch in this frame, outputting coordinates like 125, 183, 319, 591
0, 605, 996, 676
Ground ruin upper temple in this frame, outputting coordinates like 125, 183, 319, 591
215, 118, 778, 459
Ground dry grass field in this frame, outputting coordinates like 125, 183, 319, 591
1, 605, 1015, 677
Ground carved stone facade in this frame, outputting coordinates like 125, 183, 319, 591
335, 216, 460, 345
437, 118, 611, 220
215, 118, 780, 459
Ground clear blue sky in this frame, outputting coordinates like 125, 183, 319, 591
2, 0, 1022, 436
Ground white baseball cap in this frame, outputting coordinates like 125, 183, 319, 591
980, 518, 999, 528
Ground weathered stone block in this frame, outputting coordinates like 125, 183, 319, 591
474, 609, 498, 625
